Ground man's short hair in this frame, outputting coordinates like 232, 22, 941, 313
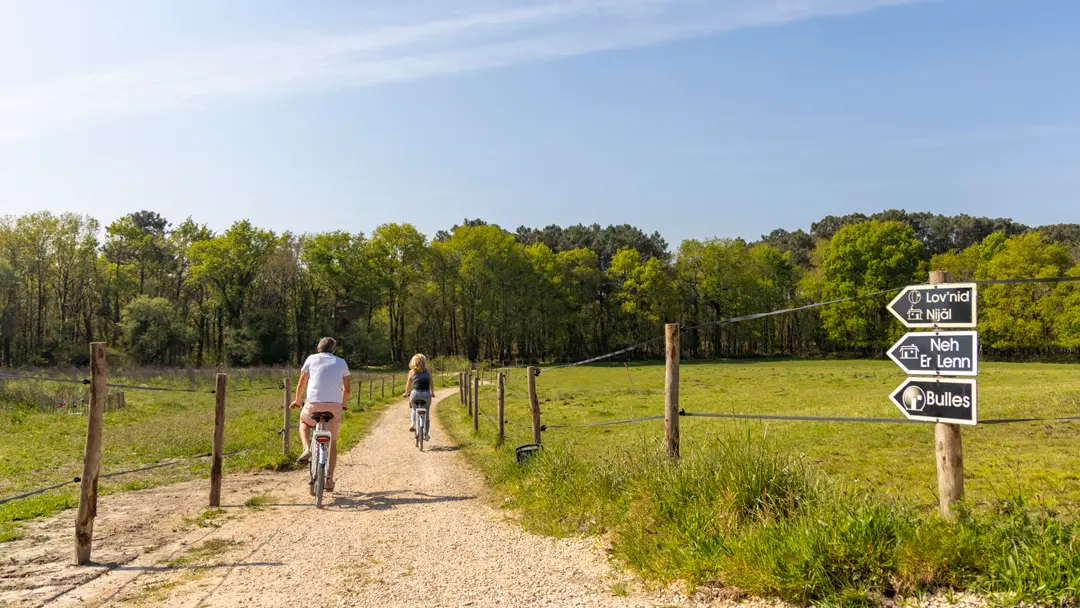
317, 337, 337, 353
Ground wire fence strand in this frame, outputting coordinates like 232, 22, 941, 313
536, 410, 1080, 432
0, 428, 284, 507
0, 372, 283, 394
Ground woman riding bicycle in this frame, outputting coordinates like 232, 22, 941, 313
402, 354, 432, 439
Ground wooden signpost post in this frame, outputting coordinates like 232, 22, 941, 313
887, 271, 977, 519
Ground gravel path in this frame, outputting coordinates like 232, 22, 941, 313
42, 389, 677, 607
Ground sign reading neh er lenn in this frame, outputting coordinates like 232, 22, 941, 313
888, 331, 978, 376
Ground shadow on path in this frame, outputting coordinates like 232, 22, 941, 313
227, 490, 475, 512
424, 445, 461, 453
110, 562, 285, 572
329, 490, 475, 511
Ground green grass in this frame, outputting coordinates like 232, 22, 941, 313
486, 360, 1080, 508
443, 360, 1080, 606
181, 508, 228, 529
0, 368, 456, 541
161, 538, 245, 568
243, 493, 276, 509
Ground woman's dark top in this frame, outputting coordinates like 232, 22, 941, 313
413, 370, 431, 392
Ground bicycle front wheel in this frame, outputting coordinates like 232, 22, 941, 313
314, 446, 327, 508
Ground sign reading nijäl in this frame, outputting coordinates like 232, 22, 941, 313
889, 378, 977, 425
887, 283, 977, 328
887, 331, 978, 376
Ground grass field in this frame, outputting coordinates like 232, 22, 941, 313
0, 368, 455, 543
441, 359, 1080, 606
478, 359, 1080, 509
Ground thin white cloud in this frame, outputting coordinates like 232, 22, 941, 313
886, 124, 1080, 148
0, 0, 925, 141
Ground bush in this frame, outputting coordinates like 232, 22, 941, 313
120, 296, 188, 364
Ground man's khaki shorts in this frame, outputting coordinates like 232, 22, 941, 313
300, 402, 342, 440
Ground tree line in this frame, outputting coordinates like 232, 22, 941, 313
1, 209, 1078, 368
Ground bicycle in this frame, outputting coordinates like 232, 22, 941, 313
308, 411, 334, 508
412, 396, 430, 451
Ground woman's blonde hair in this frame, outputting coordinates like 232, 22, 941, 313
409, 354, 428, 373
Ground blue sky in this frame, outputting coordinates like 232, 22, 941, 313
1, 0, 1078, 246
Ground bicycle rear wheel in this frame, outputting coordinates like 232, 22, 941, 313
314, 445, 327, 508
418, 417, 424, 452
308, 438, 317, 497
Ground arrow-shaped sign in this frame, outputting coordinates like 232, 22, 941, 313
889, 377, 978, 425
888, 283, 977, 328
887, 331, 978, 377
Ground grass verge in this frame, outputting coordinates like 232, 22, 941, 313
440, 364, 1080, 607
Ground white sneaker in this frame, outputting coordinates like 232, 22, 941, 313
297, 448, 311, 464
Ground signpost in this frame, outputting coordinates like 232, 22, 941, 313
888, 283, 977, 328
887, 272, 977, 519
889, 377, 978, 426
887, 331, 978, 377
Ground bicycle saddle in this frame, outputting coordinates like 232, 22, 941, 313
311, 411, 335, 423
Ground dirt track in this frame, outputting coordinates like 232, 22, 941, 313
2, 389, 725, 608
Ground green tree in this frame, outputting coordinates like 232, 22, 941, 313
189, 221, 277, 363
371, 224, 427, 363
120, 296, 187, 364
819, 221, 925, 349
977, 233, 1072, 352
608, 247, 678, 349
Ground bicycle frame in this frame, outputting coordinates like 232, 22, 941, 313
310, 421, 332, 507
414, 404, 428, 451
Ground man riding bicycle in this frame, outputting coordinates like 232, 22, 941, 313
291, 337, 351, 492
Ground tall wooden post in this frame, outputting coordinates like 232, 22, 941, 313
357, 380, 362, 408
665, 323, 681, 460
381, 377, 385, 398
392, 375, 396, 396
473, 374, 480, 432
466, 373, 472, 416
458, 373, 464, 404
75, 342, 107, 565
209, 373, 227, 508
368, 377, 373, 402
497, 372, 505, 447
282, 377, 291, 459
931, 270, 964, 518
528, 367, 541, 445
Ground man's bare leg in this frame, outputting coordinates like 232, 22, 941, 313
297, 421, 312, 462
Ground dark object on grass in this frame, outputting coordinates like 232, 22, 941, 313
516, 444, 541, 464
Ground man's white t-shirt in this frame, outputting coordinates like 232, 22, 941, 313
302, 353, 351, 404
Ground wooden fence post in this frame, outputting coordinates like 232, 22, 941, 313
473, 374, 480, 432
931, 270, 964, 519
528, 367, 541, 444
665, 323, 681, 460
465, 373, 472, 416
381, 377, 385, 398
209, 373, 227, 508
497, 372, 505, 447
75, 342, 107, 565
392, 375, 396, 396
368, 377, 373, 402
282, 377, 291, 459
357, 380, 362, 409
